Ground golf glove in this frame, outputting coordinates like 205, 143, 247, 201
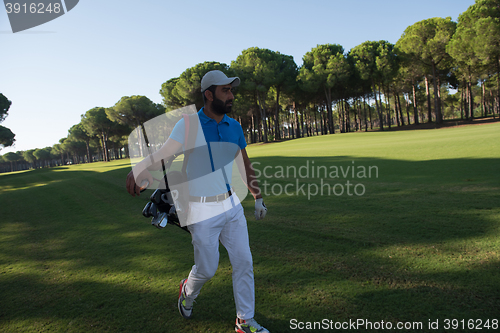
255, 198, 267, 220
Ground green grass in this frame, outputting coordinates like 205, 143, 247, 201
1, 123, 500, 332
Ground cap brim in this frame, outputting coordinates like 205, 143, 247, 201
202, 77, 240, 92
230, 77, 240, 88
216, 77, 239, 88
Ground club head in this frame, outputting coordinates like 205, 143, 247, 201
150, 189, 163, 205
151, 212, 168, 229
161, 192, 173, 205
149, 202, 158, 219
142, 202, 153, 218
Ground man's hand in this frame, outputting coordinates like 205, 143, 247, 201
254, 198, 267, 220
126, 168, 153, 197
125, 138, 182, 197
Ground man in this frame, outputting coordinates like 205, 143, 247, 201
126, 70, 269, 333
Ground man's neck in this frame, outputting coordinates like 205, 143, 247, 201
203, 105, 224, 123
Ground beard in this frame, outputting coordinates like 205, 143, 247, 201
212, 96, 233, 115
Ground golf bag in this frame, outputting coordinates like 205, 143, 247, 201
141, 114, 198, 233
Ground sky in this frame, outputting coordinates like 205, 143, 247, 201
0, 0, 475, 155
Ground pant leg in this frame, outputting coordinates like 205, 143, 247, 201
219, 203, 255, 320
184, 204, 226, 300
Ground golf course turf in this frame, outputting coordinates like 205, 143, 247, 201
1, 122, 499, 332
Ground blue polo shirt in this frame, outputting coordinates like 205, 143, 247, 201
169, 108, 247, 196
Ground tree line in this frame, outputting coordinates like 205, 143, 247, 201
0, 93, 15, 151
1, 0, 499, 173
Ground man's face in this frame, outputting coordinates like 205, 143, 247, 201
211, 84, 234, 115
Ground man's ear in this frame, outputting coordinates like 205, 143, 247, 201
204, 89, 214, 102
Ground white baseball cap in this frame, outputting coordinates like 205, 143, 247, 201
201, 70, 240, 92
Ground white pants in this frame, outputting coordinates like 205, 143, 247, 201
185, 196, 255, 320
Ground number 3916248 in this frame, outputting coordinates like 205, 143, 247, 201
5, 2, 62, 14
444, 319, 498, 330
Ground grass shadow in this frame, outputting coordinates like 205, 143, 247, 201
1, 155, 499, 332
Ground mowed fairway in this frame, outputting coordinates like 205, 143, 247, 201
1, 123, 499, 332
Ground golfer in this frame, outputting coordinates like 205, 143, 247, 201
126, 70, 269, 333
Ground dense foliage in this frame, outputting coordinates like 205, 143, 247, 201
0, 93, 15, 151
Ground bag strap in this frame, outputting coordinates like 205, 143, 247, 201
181, 114, 198, 175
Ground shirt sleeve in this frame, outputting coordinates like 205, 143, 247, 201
237, 122, 247, 150
169, 117, 186, 145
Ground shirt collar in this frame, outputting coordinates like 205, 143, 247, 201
198, 107, 230, 125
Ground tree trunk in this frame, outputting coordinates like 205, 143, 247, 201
363, 96, 368, 132
308, 110, 312, 136
354, 101, 359, 131
431, 62, 442, 124
256, 91, 268, 143
345, 100, 350, 132
314, 107, 318, 135
369, 101, 373, 129
425, 75, 432, 123
393, 91, 400, 127
84, 140, 91, 163
318, 108, 322, 134
383, 86, 391, 130
405, 93, 411, 125
464, 84, 468, 120
293, 101, 300, 138
460, 83, 464, 120
437, 75, 443, 122
300, 109, 305, 137
412, 80, 419, 125
250, 114, 255, 143
378, 86, 386, 129
344, 100, 348, 132
469, 74, 474, 120
496, 95, 499, 117
101, 134, 109, 162
259, 115, 263, 142
339, 101, 344, 133
324, 86, 334, 134
307, 109, 311, 136
397, 92, 405, 126
497, 56, 500, 117
302, 112, 306, 137
275, 87, 280, 140
267, 116, 272, 139
491, 88, 496, 119
355, 101, 360, 131
345, 100, 351, 132
135, 126, 144, 158
372, 82, 384, 131
482, 80, 486, 117
323, 109, 328, 134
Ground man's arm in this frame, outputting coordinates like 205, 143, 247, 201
126, 137, 182, 196
236, 148, 267, 220
237, 148, 262, 200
